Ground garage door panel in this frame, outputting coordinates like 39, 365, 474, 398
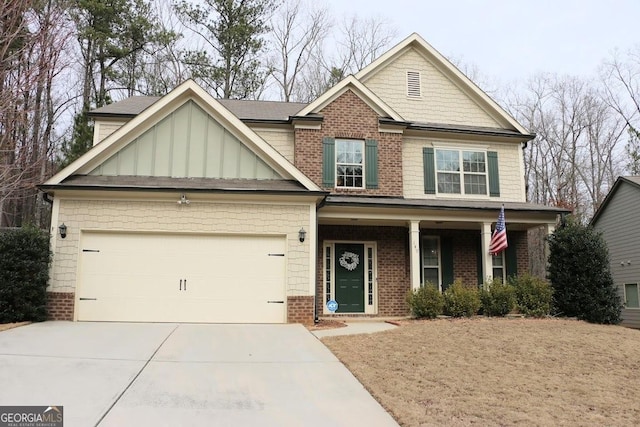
77, 233, 287, 323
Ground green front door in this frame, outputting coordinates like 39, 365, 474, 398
334, 243, 365, 313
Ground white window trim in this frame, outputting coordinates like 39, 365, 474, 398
434, 148, 489, 197
421, 236, 442, 291
323, 241, 377, 315
492, 252, 506, 283
335, 139, 365, 189
624, 283, 640, 309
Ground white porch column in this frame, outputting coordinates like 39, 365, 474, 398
545, 223, 556, 268
409, 220, 421, 290
480, 222, 493, 287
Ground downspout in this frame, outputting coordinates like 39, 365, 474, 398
42, 191, 53, 205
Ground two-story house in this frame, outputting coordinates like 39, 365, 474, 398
41, 34, 564, 324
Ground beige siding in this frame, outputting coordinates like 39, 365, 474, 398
90, 101, 281, 179
94, 121, 126, 145
402, 137, 525, 202
593, 182, 640, 329
254, 128, 295, 163
363, 48, 500, 128
50, 198, 312, 296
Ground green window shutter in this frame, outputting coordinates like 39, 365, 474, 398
423, 147, 436, 194
441, 237, 454, 291
322, 137, 335, 187
365, 139, 378, 189
476, 237, 484, 286
505, 233, 518, 278
487, 151, 500, 197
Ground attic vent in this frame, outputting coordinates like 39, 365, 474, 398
407, 71, 421, 98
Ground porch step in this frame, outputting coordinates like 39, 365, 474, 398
317, 315, 408, 323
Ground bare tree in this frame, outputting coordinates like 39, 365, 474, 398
510, 73, 625, 221
0, 0, 72, 227
267, 0, 330, 102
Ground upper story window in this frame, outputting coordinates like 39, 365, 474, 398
436, 149, 487, 195
323, 137, 378, 190
423, 146, 499, 197
336, 139, 364, 188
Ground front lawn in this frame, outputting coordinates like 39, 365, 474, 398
322, 318, 640, 426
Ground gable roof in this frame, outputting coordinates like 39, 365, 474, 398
355, 33, 529, 135
591, 176, 640, 225
90, 97, 307, 122
295, 75, 404, 121
45, 80, 321, 191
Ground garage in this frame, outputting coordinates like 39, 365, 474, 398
76, 232, 287, 323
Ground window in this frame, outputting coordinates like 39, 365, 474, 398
492, 253, 506, 283
336, 139, 364, 188
436, 149, 487, 195
422, 236, 440, 286
625, 283, 639, 308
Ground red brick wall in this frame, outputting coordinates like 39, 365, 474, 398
512, 231, 529, 275
287, 296, 315, 325
47, 292, 74, 320
317, 225, 410, 317
294, 90, 403, 197
423, 229, 481, 286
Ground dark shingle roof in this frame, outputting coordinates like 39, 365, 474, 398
89, 96, 307, 121
41, 175, 317, 194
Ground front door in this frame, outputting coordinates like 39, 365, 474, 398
334, 243, 365, 313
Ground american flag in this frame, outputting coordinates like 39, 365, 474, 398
489, 206, 508, 255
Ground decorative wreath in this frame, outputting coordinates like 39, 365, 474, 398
339, 251, 360, 271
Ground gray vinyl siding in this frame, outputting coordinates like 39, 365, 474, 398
593, 182, 640, 328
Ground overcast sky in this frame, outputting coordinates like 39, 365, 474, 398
331, 0, 639, 84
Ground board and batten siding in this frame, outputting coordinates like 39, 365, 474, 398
362, 48, 500, 128
593, 181, 640, 328
50, 199, 312, 296
402, 137, 526, 202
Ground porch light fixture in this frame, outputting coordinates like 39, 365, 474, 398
298, 228, 306, 243
177, 193, 190, 205
58, 223, 67, 239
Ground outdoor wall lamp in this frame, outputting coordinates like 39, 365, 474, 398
59, 223, 67, 239
298, 228, 306, 243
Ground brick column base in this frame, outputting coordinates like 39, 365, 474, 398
47, 292, 75, 321
287, 296, 315, 325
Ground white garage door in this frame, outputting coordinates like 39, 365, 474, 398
76, 232, 286, 323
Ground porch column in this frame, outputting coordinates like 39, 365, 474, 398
545, 223, 556, 268
480, 222, 493, 287
409, 220, 421, 290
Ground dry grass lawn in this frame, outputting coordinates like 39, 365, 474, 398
322, 318, 640, 426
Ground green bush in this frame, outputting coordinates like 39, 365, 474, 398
548, 219, 622, 324
443, 280, 481, 317
406, 283, 444, 319
0, 226, 51, 322
480, 279, 516, 316
509, 273, 553, 317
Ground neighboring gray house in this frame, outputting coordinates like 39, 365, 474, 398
591, 176, 640, 329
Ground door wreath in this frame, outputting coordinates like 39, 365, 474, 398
339, 251, 360, 271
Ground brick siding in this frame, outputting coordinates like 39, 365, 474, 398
294, 90, 404, 197
287, 296, 315, 325
317, 225, 410, 317
47, 292, 75, 320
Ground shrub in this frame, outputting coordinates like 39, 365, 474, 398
480, 279, 516, 316
548, 219, 622, 324
406, 283, 444, 319
0, 226, 51, 323
443, 280, 481, 317
509, 273, 553, 317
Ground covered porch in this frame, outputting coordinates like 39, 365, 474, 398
316, 196, 564, 317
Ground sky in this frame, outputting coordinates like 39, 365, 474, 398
330, 0, 639, 85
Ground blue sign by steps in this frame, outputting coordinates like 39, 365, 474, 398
326, 300, 338, 313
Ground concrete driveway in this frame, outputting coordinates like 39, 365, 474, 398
0, 322, 398, 427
